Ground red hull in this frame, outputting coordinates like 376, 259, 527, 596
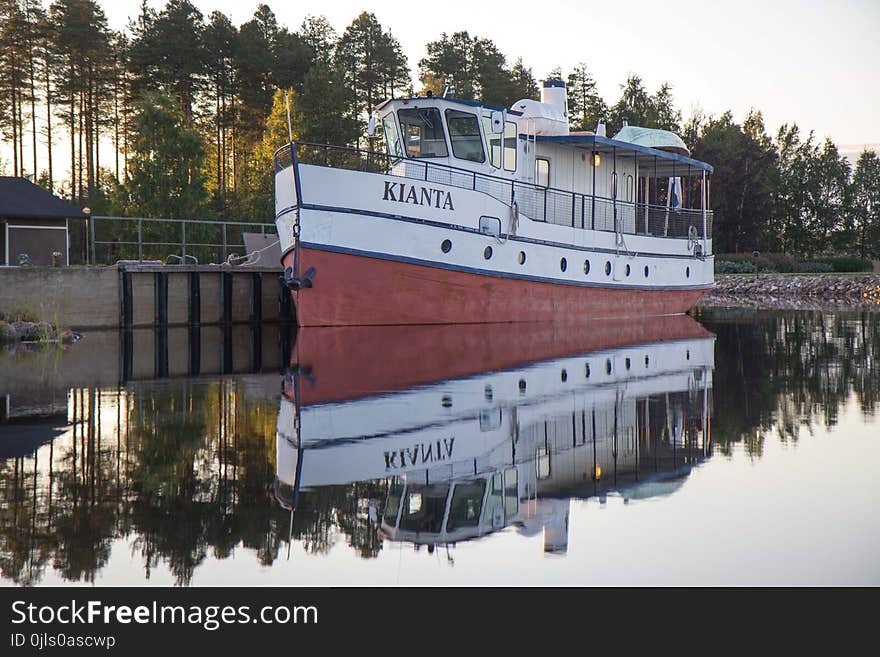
285, 247, 709, 327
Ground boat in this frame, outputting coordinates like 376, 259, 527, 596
275, 317, 714, 553
274, 79, 715, 327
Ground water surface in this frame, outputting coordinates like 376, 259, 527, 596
1, 309, 877, 586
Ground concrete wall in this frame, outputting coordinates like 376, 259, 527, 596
0, 265, 286, 329
0, 265, 120, 329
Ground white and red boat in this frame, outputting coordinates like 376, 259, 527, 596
274, 80, 714, 326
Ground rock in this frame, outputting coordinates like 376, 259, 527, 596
0, 322, 17, 343
705, 273, 880, 310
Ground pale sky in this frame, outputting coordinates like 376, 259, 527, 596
2, 0, 879, 179
105, 0, 879, 146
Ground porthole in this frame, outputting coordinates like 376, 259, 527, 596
625, 357, 631, 370
561, 369, 568, 382
484, 246, 493, 260
484, 385, 493, 401
585, 363, 591, 378
644, 265, 649, 278
518, 379, 527, 393
605, 261, 612, 276
584, 260, 591, 275
441, 395, 452, 408
560, 257, 567, 272
686, 349, 691, 361
625, 264, 631, 277
441, 239, 452, 253
518, 251, 526, 265
645, 355, 650, 367
686, 266, 691, 278
605, 359, 612, 375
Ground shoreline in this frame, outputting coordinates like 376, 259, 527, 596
699, 273, 880, 311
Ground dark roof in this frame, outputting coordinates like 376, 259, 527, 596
0, 177, 86, 220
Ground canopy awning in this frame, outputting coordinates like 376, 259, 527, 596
535, 133, 713, 175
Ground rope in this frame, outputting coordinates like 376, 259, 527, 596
495, 199, 519, 245
222, 238, 281, 267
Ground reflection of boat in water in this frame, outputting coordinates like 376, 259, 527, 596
276, 316, 714, 554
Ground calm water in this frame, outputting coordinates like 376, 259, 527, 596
1, 309, 878, 587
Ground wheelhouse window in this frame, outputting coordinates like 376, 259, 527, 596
481, 115, 501, 168
503, 121, 517, 172
445, 109, 485, 163
398, 484, 449, 533
397, 108, 448, 158
536, 157, 550, 187
446, 480, 486, 531
382, 113, 403, 159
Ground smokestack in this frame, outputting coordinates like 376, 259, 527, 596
540, 79, 568, 120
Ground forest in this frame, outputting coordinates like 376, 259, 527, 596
1, 0, 878, 257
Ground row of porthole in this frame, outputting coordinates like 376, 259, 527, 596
441, 240, 692, 279
463, 349, 692, 406
513, 353, 653, 396
472, 349, 696, 406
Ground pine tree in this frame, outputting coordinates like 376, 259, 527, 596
122, 90, 207, 218
203, 10, 237, 213
128, 0, 206, 127
566, 63, 606, 132
508, 58, 538, 102
0, 0, 32, 177
849, 150, 880, 258
49, 0, 111, 202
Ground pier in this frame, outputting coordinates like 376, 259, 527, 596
0, 262, 289, 331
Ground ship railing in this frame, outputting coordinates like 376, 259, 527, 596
274, 142, 713, 241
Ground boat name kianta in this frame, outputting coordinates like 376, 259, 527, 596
383, 181, 455, 210
384, 439, 455, 470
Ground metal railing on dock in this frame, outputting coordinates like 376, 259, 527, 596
67, 215, 277, 266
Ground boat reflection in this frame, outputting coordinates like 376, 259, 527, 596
276, 316, 714, 556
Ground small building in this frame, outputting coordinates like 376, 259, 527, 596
0, 177, 85, 266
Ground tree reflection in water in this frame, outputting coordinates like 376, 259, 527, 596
1, 309, 878, 585
699, 308, 880, 458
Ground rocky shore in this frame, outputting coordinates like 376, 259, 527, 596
701, 273, 880, 310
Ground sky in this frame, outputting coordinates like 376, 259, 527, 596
3, 0, 879, 177
101, 0, 880, 147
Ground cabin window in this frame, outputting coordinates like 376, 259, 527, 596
382, 113, 403, 159
481, 115, 502, 168
626, 174, 634, 202
483, 473, 505, 530
445, 109, 485, 163
503, 121, 517, 172
446, 481, 486, 531
383, 479, 405, 526
399, 484, 449, 533
536, 158, 550, 187
504, 468, 518, 516
536, 446, 550, 480
479, 216, 501, 236
397, 107, 448, 158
